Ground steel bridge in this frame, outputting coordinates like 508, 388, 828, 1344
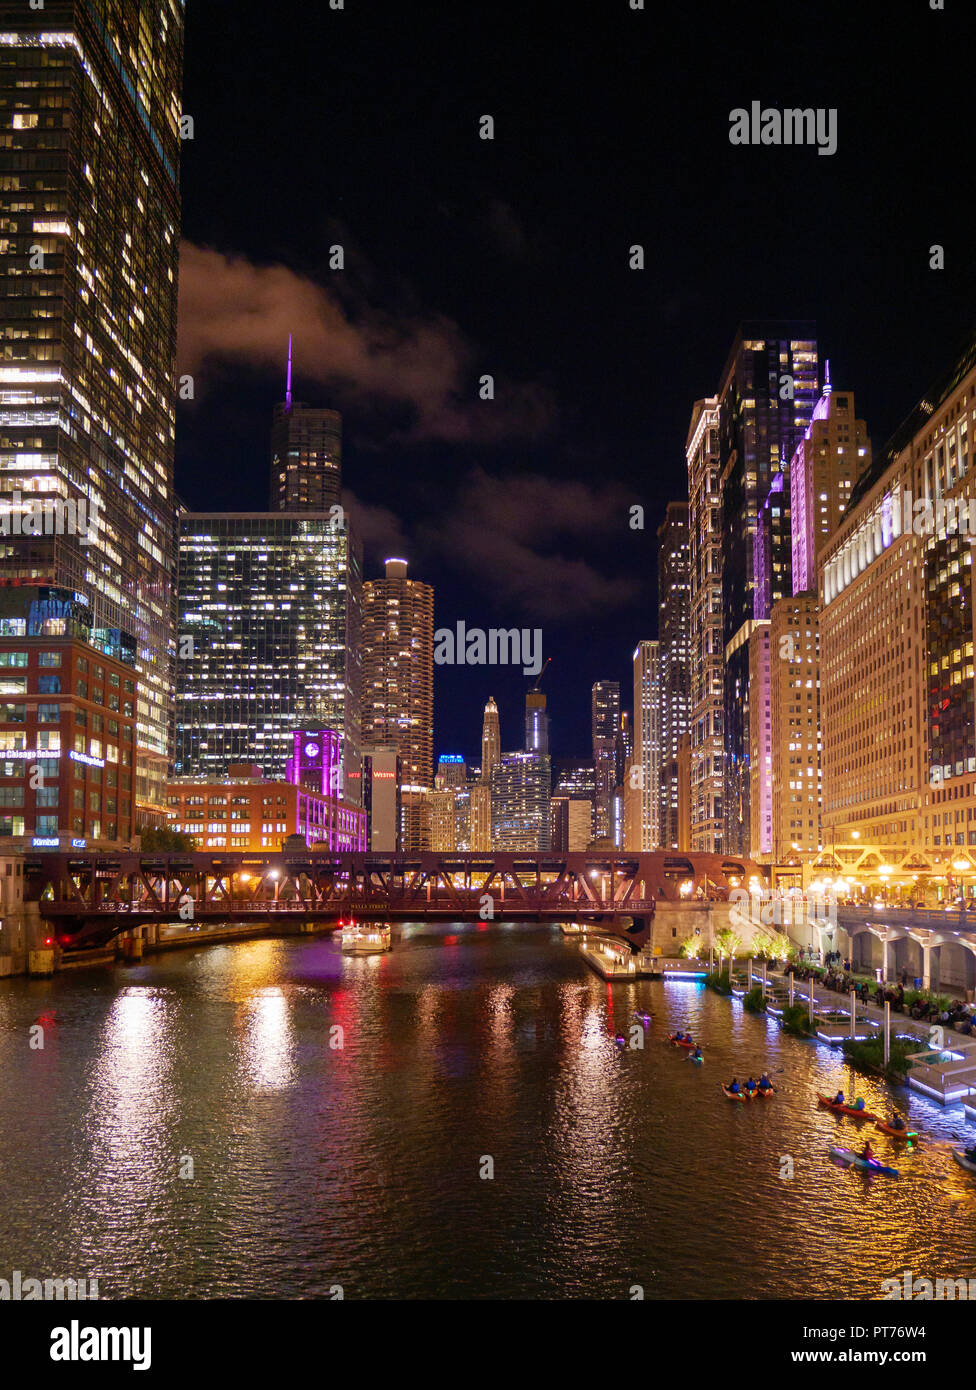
25, 849, 757, 951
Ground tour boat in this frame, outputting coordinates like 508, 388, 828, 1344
339, 920, 392, 953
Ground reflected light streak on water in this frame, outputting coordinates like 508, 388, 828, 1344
1, 923, 976, 1299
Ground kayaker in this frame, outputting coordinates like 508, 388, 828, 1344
852, 1097, 866, 1111
744, 1076, 757, 1091
758, 1073, 773, 1091
727, 1078, 741, 1094
691, 1045, 703, 1061
832, 1089, 845, 1106
861, 1140, 876, 1163
889, 1113, 906, 1132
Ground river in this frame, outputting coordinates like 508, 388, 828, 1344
1, 922, 974, 1299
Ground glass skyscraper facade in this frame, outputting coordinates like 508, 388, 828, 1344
0, 1, 184, 823
175, 512, 362, 788
270, 399, 342, 513
718, 323, 819, 855
490, 750, 551, 852
591, 679, 620, 841
657, 501, 690, 849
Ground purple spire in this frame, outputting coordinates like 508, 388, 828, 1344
285, 333, 293, 411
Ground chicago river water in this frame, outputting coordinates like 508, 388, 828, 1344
2, 922, 976, 1300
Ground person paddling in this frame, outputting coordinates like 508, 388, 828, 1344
758, 1072, 773, 1092
727, 1077, 741, 1094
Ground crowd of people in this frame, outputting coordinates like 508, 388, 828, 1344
784, 956, 976, 1032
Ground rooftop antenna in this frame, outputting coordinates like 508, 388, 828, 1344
285, 333, 293, 411
823, 357, 832, 395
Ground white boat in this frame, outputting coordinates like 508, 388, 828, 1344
339, 921, 392, 954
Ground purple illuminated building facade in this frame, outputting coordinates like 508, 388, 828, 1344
285, 728, 366, 850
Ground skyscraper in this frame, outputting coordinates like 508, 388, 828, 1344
632, 641, 662, 850
686, 397, 724, 853
480, 695, 501, 783
175, 511, 362, 786
789, 373, 871, 593
362, 558, 434, 788
490, 751, 551, 851
525, 690, 549, 754
657, 502, 691, 849
270, 341, 343, 512
718, 322, 819, 854
0, 2, 184, 822
592, 679, 620, 840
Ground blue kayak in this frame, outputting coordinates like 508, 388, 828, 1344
829, 1145, 898, 1177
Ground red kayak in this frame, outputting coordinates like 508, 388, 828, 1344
817, 1093, 878, 1121
668, 1036, 696, 1049
721, 1084, 745, 1103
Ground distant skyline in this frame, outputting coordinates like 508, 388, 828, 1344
175, 0, 971, 757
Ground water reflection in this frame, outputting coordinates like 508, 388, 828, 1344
1, 925, 976, 1298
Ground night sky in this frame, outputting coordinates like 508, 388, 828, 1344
176, 0, 972, 764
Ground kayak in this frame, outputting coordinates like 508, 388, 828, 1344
953, 1149, 976, 1174
688, 1054, 704, 1065
634, 1011, 652, 1025
743, 1086, 758, 1100
829, 1145, 899, 1177
817, 1093, 878, 1120
757, 1086, 776, 1098
875, 1119, 918, 1140
722, 1085, 745, 1102
614, 1035, 626, 1047
669, 1037, 696, 1049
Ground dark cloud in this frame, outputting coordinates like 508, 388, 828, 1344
177, 242, 554, 444
424, 468, 641, 621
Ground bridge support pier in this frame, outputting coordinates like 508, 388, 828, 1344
28, 948, 57, 976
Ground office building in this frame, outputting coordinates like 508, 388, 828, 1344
0, 584, 136, 849
358, 743, 400, 851
468, 781, 491, 850
435, 754, 466, 788
362, 558, 434, 789
820, 329, 976, 875
525, 690, 549, 754
490, 751, 551, 851
718, 322, 819, 854
0, 2, 185, 822
632, 640, 662, 850
766, 593, 821, 862
686, 397, 724, 852
790, 372, 871, 593
592, 680, 620, 840
429, 786, 457, 851
657, 502, 691, 848
270, 343, 342, 511
175, 511, 362, 786
481, 695, 501, 783
166, 754, 366, 854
